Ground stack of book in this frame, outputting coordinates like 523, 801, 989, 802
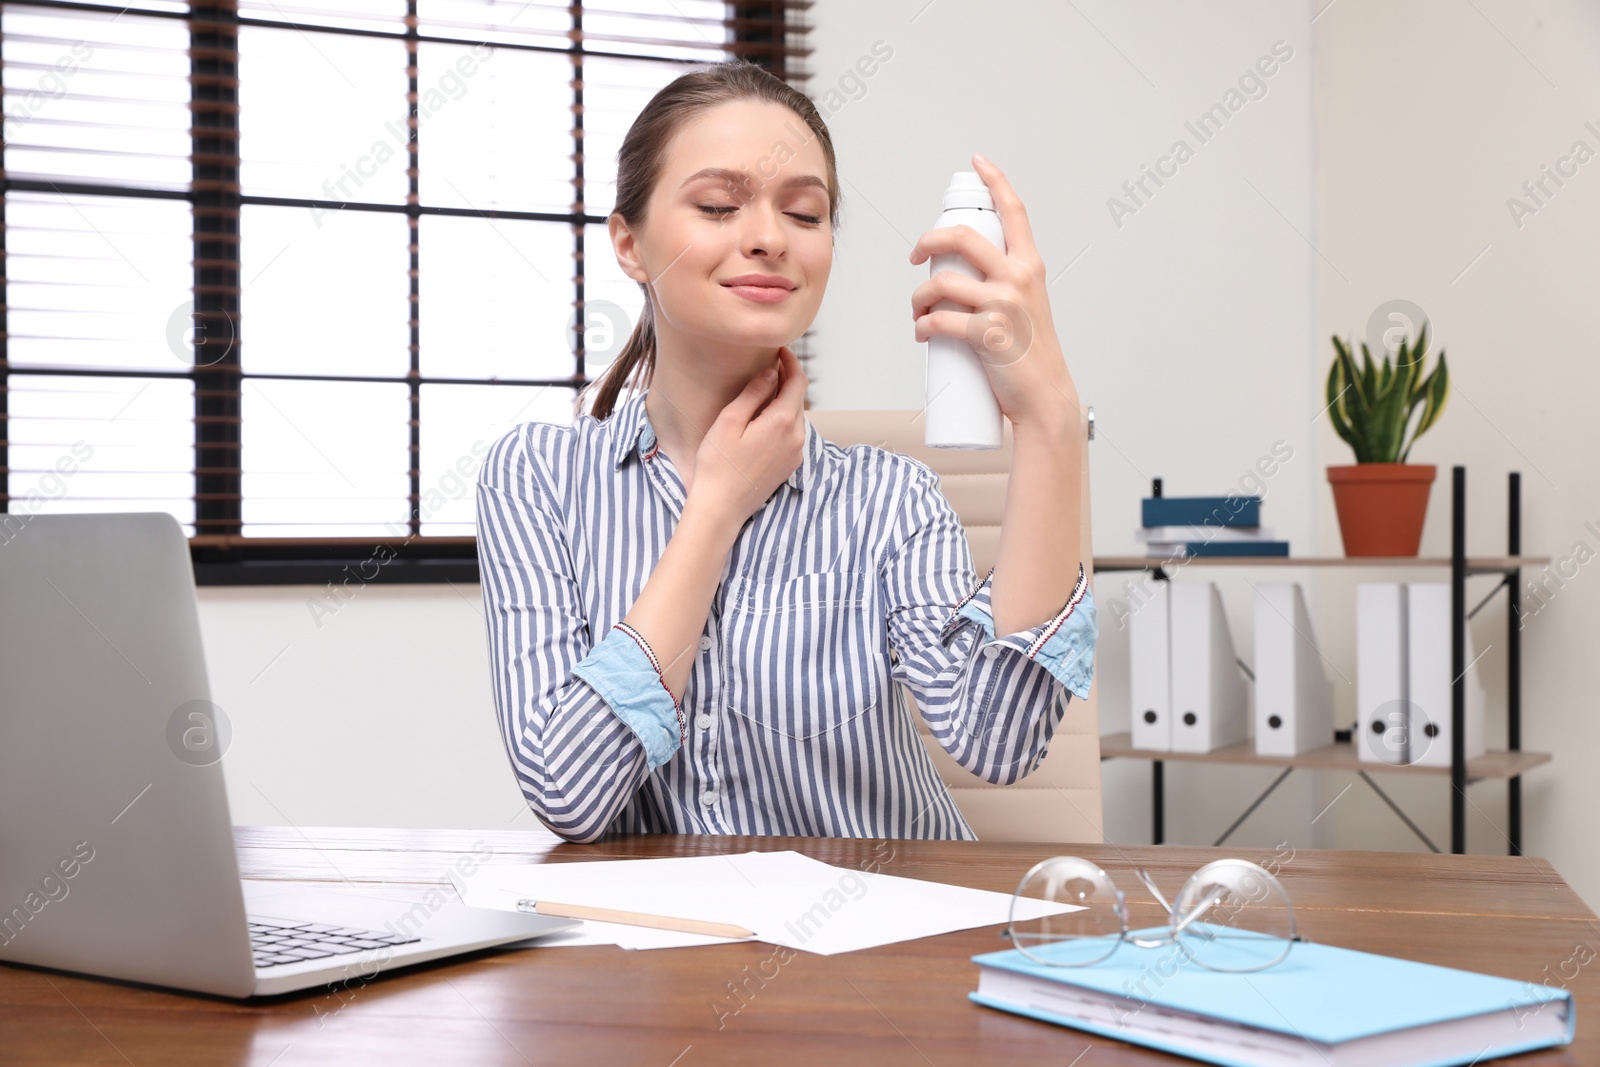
1138, 494, 1289, 559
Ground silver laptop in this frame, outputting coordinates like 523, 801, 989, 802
0, 512, 576, 997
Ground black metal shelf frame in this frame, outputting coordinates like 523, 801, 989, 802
1105, 467, 1532, 856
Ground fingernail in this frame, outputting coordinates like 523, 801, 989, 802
974, 152, 989, 166
763, 368, 778, 382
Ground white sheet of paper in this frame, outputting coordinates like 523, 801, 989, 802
451, 850, 1079, 956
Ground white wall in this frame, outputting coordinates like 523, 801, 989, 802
207, 0, 1600, 908
807, 0, 1323, 855
1308, 0, 1600, 901
201, 584, 533, 832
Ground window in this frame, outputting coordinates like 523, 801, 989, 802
0, 0, 809, 583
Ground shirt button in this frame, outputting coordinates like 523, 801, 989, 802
696, 713, 714, 730
983, 646, 1000, 658
700, 789, 718, 806
699, 636, 712, 652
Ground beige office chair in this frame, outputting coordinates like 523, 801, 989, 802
805, 408, 1103, 843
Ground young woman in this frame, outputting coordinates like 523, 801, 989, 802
476, 60, 1095, 844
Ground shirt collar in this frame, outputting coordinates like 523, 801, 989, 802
610, 389, 821, 493
607, 390, 653, 468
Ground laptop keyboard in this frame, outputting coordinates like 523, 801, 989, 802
248, 916, 421, 969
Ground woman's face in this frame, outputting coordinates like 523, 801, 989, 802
612, 98, 833, 354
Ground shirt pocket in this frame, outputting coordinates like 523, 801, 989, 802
724, 569, 883, 743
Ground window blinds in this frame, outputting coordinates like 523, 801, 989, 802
0, 0, 810, 559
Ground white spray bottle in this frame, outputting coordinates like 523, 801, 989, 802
924, 170, 1005, 450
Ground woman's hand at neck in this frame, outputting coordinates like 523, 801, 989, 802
644, 335, 792, 484
649, 342, 800, 524
643, 337, 806, 505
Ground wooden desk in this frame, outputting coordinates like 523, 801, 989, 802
2, 828, 1595, 1065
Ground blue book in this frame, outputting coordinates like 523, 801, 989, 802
970, 930, 1572, 1067
1143, 496, 1262, 528
1146, 540, 1292, 559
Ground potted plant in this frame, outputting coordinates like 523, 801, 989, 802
1325, 324, 1449, 556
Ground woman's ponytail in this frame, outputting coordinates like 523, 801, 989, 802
577, 296, 655, 421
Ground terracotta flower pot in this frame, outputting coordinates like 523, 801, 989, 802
1327, 463, 1436, 557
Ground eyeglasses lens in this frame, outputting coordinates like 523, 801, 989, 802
1011, 857, 1123, 966
1171, 860, 1294, 972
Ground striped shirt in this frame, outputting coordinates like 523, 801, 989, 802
475, 389, 1096, 844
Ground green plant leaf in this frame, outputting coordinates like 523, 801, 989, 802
1326, 348, 1363, 458
1368, 366, 1410, 462
1335, 323, 1450, 464
1330, 336, 1372, 461
1398, 332, 1424, 421
1405, 324, 1433, 407
1366, 331, 1416, 463
1401, 350, 1450, 461
1358, 340, 1378, 403
1378, 331, 1400, 393
1334, 335, 1365, 403
1394, 332, 1428, 462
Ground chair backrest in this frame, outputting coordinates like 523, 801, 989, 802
805, 408, 1103, 843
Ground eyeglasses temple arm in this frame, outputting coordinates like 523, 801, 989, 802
1133, 867, 1175, 914
1170, 890, 1223, 935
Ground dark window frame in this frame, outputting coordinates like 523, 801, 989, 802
0, 0, 810, 586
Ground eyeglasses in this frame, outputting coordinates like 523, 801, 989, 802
1006, 857, 1299, 973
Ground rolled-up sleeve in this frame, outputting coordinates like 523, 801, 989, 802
476, 424, 684, 843
881, 462, 1098, 785
569, 623, 685, 770
941, 563, 1096, 700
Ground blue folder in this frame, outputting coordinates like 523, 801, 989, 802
1142, 496, 1262, 528
1158, 540, 1291, 558
970, 929, 1573, 1067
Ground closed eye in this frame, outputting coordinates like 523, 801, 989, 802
697, 205, 824, 226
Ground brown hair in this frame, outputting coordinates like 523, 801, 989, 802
576, 59, 842, 421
